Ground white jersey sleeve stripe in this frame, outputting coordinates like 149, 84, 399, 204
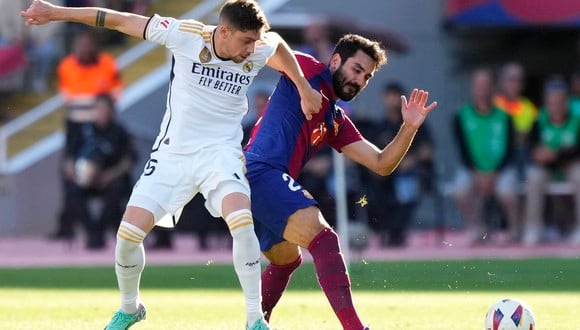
180, 21, 203, 28
178, 26, 203, 35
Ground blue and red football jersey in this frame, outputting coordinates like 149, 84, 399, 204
244, 52, 362, 178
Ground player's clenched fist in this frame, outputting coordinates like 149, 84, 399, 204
298, 85, 323, 120
20, 0, 56, 26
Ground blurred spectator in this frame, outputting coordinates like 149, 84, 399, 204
494, 62, 537, 179
523, 78, 580, 246
298, 19, 334, 64
356, 82, 434, 247
58, 28, 122, 169
63, 1, 94, 52
0, 0, 24, 45
52, 29, 122, 241
242, 89, 270, 146
0, 0, 27, 93
24, 0, 64, 92
569, 70, 580, 117
452, 68, 520, 245
59, 93, 135, 249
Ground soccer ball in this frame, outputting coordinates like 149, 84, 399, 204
485, 298, 536, 330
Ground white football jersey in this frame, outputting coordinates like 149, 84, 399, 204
144, 14, 280, 153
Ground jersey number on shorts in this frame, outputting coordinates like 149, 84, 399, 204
282, 173, 302, 192
144, 158, 158, 176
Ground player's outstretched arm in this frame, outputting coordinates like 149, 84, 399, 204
20, 0, 149, 39
342, 88, 437, 176
266, 34, 322, 120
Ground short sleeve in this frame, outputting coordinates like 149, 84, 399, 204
253, 31, 281, 63
144, 14, 203, 50
329, 112, 363, 152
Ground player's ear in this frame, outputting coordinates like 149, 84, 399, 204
218, 24, 231, 39
329, 53, 342, 71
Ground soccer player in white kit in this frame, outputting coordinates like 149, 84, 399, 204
21, 1, 322, 329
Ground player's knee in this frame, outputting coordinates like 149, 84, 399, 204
271, 253, 303, 271
116, 221, 147, 245
225, 209, 255, 238
286, 206, 330, 246
121, 206, 155, 233
264, 243, 301, 265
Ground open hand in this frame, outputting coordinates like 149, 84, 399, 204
401, 89, 437, 130
20, 0, 56, 26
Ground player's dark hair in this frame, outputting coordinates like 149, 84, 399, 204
332, 34, 387, 70
219, 0, 270, 32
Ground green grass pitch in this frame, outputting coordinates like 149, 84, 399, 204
0, 258, 578, 329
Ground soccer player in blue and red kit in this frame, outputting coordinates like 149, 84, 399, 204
244, 34, 437, 329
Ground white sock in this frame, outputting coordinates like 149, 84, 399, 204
115, 221, 147, 314
225, 209, 263, 326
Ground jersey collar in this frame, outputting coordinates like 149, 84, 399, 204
206, 26, 229, 61
322, 67, 339, 101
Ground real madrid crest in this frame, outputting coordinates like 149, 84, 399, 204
199, 47, 211, 63
243, 61, 254, 73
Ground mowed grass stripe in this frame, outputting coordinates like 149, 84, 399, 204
0, 258, 579, 291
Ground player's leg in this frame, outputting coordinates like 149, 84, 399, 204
284, 206, 365, 330
200, 149, 268, 329
106, 152, 192, 329
218, 190, 267, 328
245, 164, 363, 328
104, 205, 152, 330
116, 206, 154, 309
261, 241, 302, 321
245, 164, 312, 323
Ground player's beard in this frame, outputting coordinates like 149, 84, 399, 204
332, 65, 361, 101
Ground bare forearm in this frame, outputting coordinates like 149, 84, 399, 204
50, 6, 147, 38
376, 123, 418, 175
268, 39, 310, 92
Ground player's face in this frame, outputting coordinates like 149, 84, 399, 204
331, 50, 376, 101
222, 25, 261, 63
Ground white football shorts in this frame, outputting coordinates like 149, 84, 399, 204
127, 147, 250, 227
